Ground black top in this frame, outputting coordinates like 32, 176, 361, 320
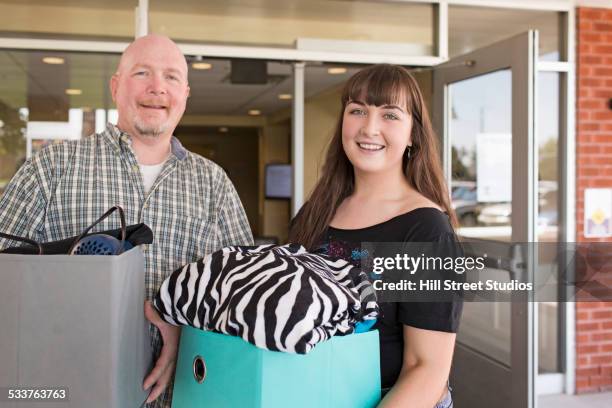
315, 207, 463, 388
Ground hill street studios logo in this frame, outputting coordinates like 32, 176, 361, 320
361, 242, 534, 302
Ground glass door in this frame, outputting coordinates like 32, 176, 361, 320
433, 31, 538, 408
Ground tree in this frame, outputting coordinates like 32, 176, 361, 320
0, 101, 26, 157
452, 145, 475, 181
539, 138, 557, 181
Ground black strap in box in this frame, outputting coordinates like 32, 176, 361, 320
0, 207, 153, 255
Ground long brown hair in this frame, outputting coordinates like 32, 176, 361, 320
289, 64, 457, 250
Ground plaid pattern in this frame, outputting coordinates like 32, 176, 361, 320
0, 123, 254, 407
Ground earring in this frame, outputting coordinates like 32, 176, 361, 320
405, 146, 412, 161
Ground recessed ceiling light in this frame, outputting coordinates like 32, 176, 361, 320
65, 89, 82, 95
278, 94, 292, 100
327, 67, 347, 75
192, 62, 212, 70
248, 109, 261, 116
219, 127, 228, 133
42, 57, 65, 65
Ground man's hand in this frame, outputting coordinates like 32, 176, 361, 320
143, 301, 181, 403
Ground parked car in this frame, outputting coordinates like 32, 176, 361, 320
451, 181, 480, 227
477, 202, 511, 226
477, 187, 558, 227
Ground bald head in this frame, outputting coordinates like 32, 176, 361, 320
110, 34, 190, 144
117, 34, 188, 80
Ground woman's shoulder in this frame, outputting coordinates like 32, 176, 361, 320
394, 206, 455, 241
398, 206, 450, 226
398, 192, 449, 229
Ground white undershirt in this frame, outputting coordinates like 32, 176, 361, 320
139, 162, 166, 194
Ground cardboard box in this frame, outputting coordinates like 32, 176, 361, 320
0, 248, 151, 408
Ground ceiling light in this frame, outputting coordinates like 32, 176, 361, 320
327, 67, 347, 75
219, 127, 228, 133
192, 62, 212, 70
42, 57, 65, 65
278, 94, 292, 100
65, 89, 82, 96
248, 109, 261, 116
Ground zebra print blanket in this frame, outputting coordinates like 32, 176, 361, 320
153, 244, 378, 354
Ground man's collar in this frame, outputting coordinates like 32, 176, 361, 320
104, 123, 187, 161
169, 135, 188, 160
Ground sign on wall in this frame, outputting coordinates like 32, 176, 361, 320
584, 188, 612, 238
476, 133, 512, 203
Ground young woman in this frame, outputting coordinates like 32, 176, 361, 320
289, 64, 462, 408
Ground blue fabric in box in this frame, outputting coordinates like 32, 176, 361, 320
172, 326, 381, 408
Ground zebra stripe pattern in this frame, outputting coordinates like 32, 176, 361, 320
153, 244, 378, 354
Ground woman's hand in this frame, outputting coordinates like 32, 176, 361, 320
143, 300, 181, 403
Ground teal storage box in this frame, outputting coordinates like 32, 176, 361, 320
172, 327, 381, 408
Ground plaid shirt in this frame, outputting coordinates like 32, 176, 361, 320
0, 123, 253, 407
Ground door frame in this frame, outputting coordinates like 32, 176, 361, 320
432, 31, 538, 408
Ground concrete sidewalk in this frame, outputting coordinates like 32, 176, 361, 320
539, 392, 612, 408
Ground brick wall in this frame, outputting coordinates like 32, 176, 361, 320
575, 7, 612, 394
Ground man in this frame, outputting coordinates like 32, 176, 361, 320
0, 35, 253, 406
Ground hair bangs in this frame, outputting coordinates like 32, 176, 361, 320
343, 65, 411, 111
